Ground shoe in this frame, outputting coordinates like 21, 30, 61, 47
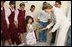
11, 45, 14, 46
18, 43, 25, 46
50, 43, 54, 46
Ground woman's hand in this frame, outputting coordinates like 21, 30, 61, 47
40, 27, 48, 31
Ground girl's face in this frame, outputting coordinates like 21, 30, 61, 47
45, 8, 52, 13
10, 4, 14, 9
20, 6, 25, 10
28, 18, 32, 24
1, 1, 4, 7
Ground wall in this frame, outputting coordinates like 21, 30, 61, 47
4, 1, 71, 22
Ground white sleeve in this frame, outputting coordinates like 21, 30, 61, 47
46, 21, 54, 29
5, 9, 11, 24
25, 10, 28, 19
46, 12, 55, 29
67, 5, 71, 21
38, 11, 41, 19
50, 15, 61, 32
14, 10, 19, 24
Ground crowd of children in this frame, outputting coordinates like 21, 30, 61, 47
1, 1, 71, 46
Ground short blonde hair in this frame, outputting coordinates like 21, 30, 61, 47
42, 3, 53, 10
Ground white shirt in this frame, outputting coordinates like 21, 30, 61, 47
46, 6, 67, 32
67, 4, 71, 25
38, 10, 51, 22
6, 7, 15, 24
26, 10, 34, 18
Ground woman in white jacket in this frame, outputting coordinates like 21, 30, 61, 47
41, 6, 70, 46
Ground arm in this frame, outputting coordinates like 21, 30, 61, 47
37, 11, 41, 23
14, 10, 19, 28
67, 5, 71, 21
40, 21, 54, 31
1, 30, 2, 33
25, 10, 28, 19
5, 9, 11, 25
14, 10, 19, 24
5, 9, 11, 28
46, 21, 54, 29
50, 15, 61, 32
27, 24, 33, 32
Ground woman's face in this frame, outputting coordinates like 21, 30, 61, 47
28, 18, 32, 24
45, 8, 52, 13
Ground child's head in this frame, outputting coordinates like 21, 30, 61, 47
19, 2, 25, 10
1, 1, 5, 7
26, 16, 33, 24
9, 1, 15, 9
30, 5, 35, 12
42, 3, 53, 13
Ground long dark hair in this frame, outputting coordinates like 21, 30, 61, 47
25, 16, 33, 28
9, 1, 16, 9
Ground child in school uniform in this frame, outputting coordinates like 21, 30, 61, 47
1, 1, 13, 46
14, 2, 26, 45
6, 1, 23, 46
26, 16, 36, 46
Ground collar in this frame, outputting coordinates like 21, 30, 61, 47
9, 7, 15, 11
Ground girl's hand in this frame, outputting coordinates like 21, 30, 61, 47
14, 21, 18, 28
48, 31, 52, 34
15, 24, 18, 28
34, 26, 36, 31
7, 24, 9, 29
1, 30, 2, 33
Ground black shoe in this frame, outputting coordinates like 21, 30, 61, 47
50, 43, 54, 45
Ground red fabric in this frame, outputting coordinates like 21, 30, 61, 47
1, 7, 10, 41
8, 8, 16, 33
18, 9, 26, 33
34, 31, 38, 40
32, 18, 34, 22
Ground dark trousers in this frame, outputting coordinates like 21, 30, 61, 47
51, 25, 57, 44
66, 26, 71, 46
51, 31, 57, 44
